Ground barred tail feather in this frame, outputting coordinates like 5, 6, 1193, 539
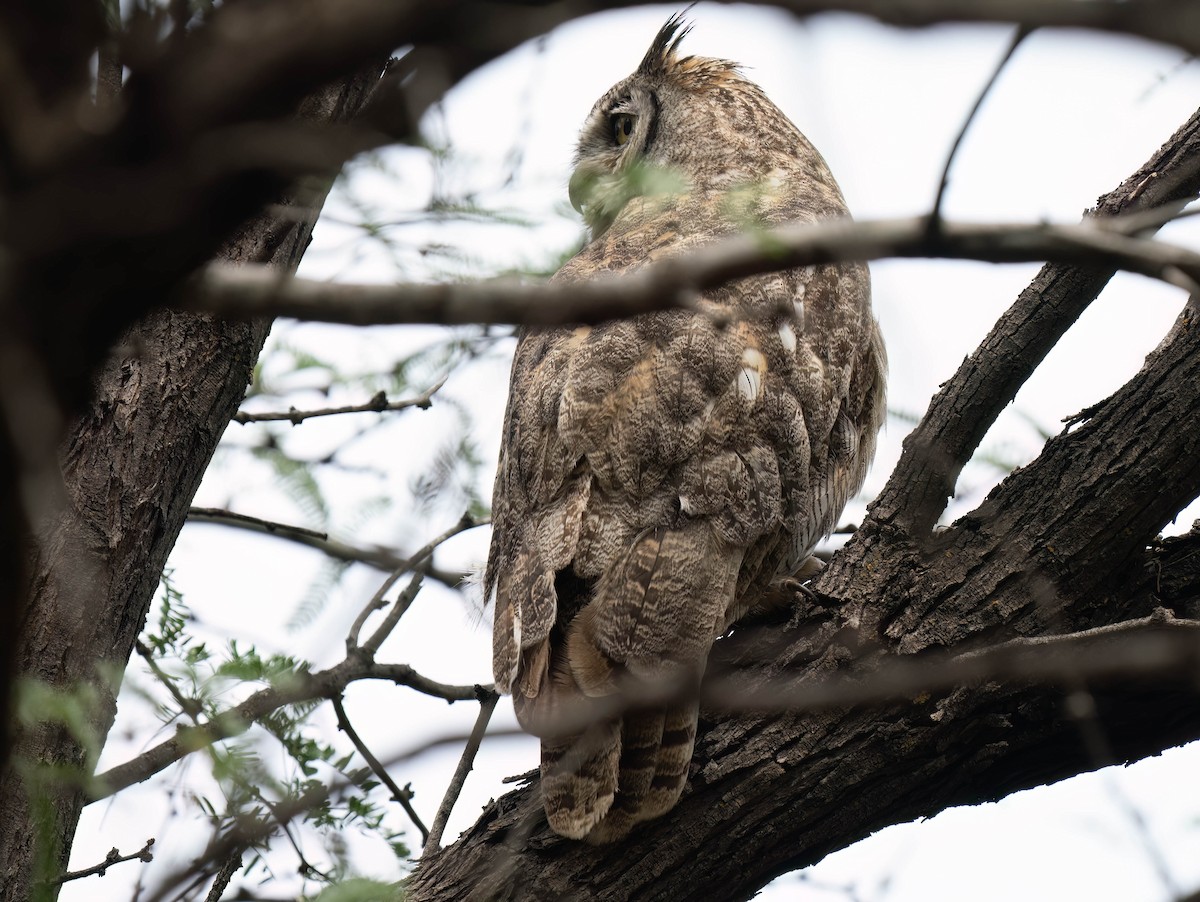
540, 699, 698, 844
540, 719, 621, 840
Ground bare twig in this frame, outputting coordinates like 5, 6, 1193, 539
367, 664, 492, 701
1102, 199, 1200, 236
204, 851, 244, 902
232, 376, 445, 425
331, 693, 430, 844
53, 838, 155, 885
929, 25, 1030, 227
190, 213, 1200, 329
360, 572, 424, 658
347, 512, 485, 652
189, 507, 327, 541
186, 507, 468, 587
422, 687, 500, 855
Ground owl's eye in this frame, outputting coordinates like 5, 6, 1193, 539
612, 113, 636, 146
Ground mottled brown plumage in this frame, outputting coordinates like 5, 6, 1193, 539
487, 15, 886, 843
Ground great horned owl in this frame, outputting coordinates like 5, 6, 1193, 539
487, 15, 886, 843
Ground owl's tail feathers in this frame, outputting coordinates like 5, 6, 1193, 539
538, 699, 699, 843
513, 665, 619, 838
582, 700, 698, 844
538, 717, 621, 839
518, 525, 738, 840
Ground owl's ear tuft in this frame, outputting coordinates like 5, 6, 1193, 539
638, 9, 694, 77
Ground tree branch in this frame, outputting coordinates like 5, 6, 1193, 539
705, 611, 1200, 714
188, 212, 1200, 328
91, 658, 486, 801
422, 688, 500, 856
186, 507, 469, 587
51, 838, 155, 886
332, 694, 429, 844
232, 377, 444, 425
762, 0, 1200, 56
872, 105, 1200, 535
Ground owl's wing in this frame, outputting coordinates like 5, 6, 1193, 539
487, 326, 591, 701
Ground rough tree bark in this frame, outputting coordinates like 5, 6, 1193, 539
0, 68, 387, 901
406, 111, 1200, 902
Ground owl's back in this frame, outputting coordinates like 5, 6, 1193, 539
487, 15, 885, 843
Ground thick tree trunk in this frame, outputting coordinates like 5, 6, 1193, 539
0, 71, 384, 901
407, 110, 1200, 902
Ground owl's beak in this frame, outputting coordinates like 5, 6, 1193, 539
568, 168, 589, 214
567, 164, 616, 237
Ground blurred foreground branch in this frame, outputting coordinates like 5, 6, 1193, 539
190, 210, 1200, 328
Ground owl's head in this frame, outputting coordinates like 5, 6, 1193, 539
568, 13, 836, 239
